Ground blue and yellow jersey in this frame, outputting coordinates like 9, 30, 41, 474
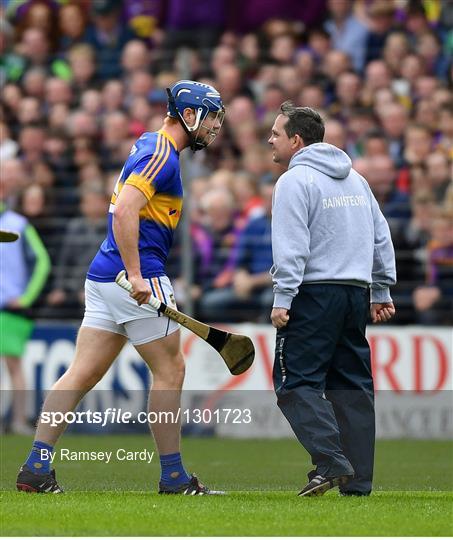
87, 130, 182, 282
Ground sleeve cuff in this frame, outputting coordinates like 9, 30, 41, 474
370, 287, 392, 303
273, 292, 294, 310
125, 174, 156, 202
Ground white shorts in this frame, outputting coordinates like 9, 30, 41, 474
81, 277, 179, 346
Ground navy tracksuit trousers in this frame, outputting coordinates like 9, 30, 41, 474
273, 284, 374, 494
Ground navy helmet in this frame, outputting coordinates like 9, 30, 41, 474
166, 80, 225, 151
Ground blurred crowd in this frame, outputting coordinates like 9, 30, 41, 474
1, 0, 452, 325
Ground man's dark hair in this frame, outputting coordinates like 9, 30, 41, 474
280, 101, 325, 146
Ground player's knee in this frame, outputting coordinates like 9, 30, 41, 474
173, 356, 185, 386
166, 357, 185, 388
154, 354, 185, 389
66, 366, 105, 390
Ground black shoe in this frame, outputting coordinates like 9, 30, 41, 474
16, 465, 64, 493
340, 490, 370, 496
159, 473, 225, 495
298, 470, 352, 497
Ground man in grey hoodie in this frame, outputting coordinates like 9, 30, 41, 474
269, 102, 396, 497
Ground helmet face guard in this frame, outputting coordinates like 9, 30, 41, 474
191, 103, 225, 150
166, 81, 225, 151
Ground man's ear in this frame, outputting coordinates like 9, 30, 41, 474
292, 134, 303, 149
183, 107, 195, 127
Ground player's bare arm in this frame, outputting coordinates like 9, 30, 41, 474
113, 184, 151, 305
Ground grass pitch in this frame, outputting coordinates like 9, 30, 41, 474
1, 436, 452, 536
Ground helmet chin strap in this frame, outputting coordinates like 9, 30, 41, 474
166, 88, 205, 152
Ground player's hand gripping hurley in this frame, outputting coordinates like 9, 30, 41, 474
115, 271, 255, 375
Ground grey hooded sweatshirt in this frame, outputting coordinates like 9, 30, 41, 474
271, 142, 396, 309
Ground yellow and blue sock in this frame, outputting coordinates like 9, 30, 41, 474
159, 452, 190, 486
25, 441, 53, 474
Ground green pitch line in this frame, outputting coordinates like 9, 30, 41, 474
1, 436, 452, 536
